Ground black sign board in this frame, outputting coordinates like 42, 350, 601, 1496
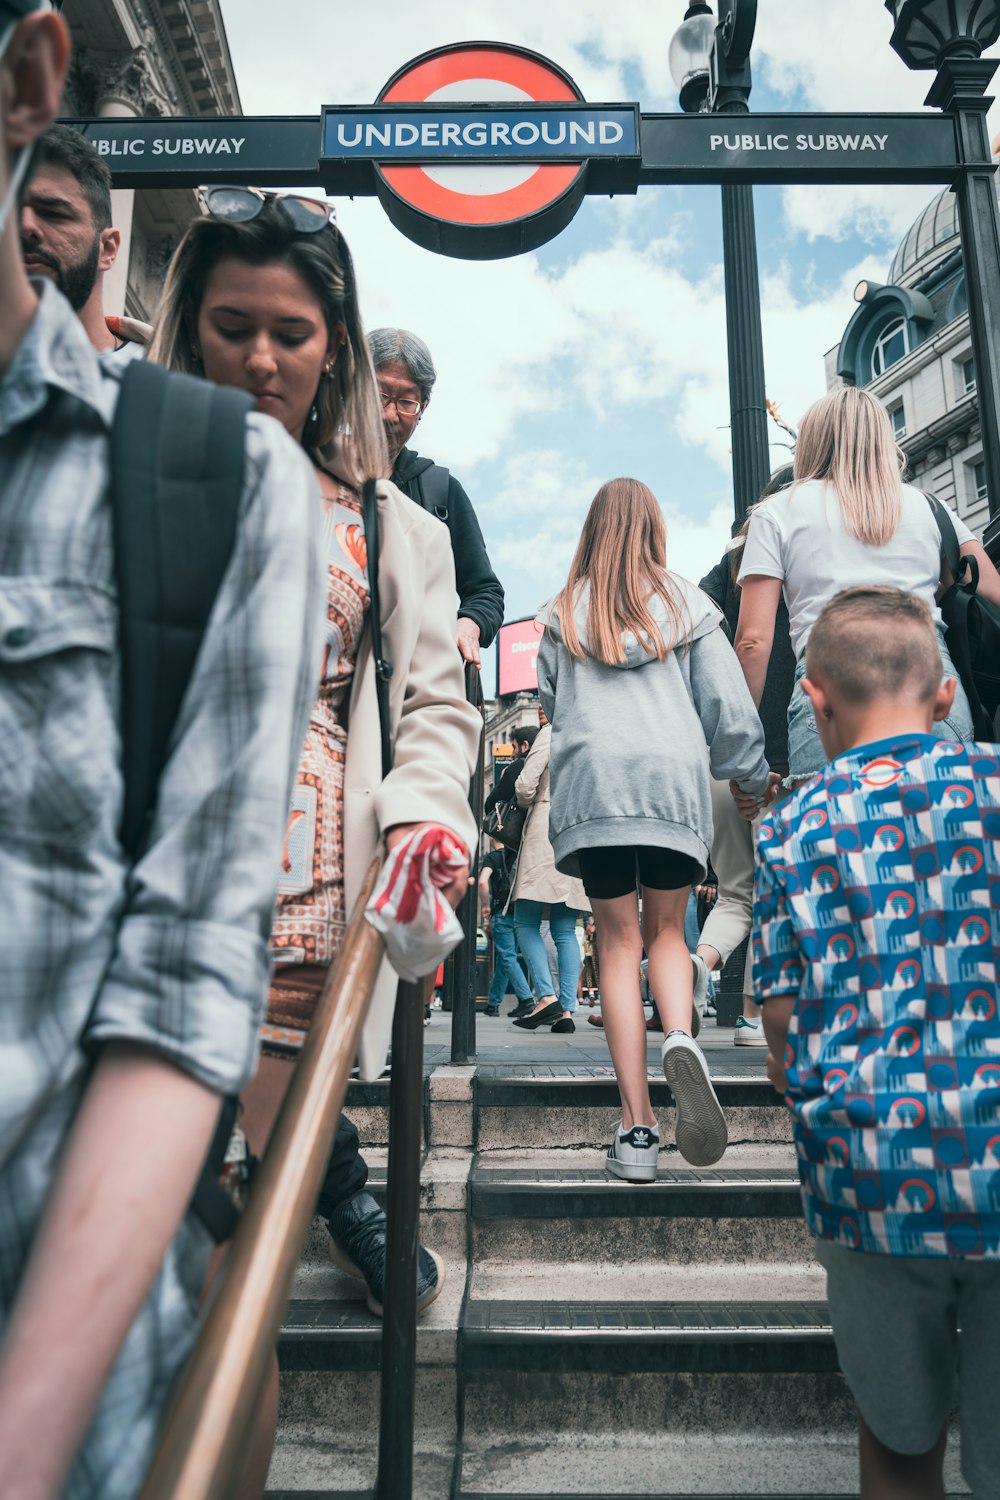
69, 108, 961, 191
640, 112, 959, 184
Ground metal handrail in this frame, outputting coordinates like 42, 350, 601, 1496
449, 662, 485, 1065
137, 858, 385, 1500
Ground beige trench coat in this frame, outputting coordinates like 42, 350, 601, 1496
510, 725, 589, 912
333, 468, 481, 1078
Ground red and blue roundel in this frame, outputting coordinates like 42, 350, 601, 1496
375, 43, 588, 258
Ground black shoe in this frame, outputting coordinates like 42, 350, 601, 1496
508, 1001, 534, 1018
551, 1017, 576, 1033
327, 1190, 444, 1317
484, 1006, 501, 1017
513, 1000, 563, 1030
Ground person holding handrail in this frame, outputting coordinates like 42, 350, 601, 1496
149, 189, 480, 1497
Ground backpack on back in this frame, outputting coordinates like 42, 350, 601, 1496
926, 493, 1000, 740
413, 463, 450, 525
110, 358, 253, 1241
110, 358, 252, 858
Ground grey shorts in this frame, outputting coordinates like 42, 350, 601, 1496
816, 1239, 1000, 1498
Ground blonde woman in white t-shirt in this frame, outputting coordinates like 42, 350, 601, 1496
735, 387, 1000, 779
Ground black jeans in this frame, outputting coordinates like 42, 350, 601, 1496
316, 1113, 369, 1221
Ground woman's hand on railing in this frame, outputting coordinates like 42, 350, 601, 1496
385, 823, 471, 908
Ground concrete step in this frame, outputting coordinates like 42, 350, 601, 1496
470, 1147, 812, 1266
474, 1069, 790, 1152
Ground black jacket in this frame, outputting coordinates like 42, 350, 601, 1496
699, 553, 796, 776
392, 445, 505, 647
484, 755, 524, 814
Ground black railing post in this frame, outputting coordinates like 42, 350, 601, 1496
375, 977, 425, 1500
449, 664, 484, 1065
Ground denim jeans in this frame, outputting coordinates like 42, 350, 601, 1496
786, 624, 974, 779
514, 900, 583, 1012
487, 910, 533, 1008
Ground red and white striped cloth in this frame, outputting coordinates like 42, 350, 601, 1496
365, 825, 467, 981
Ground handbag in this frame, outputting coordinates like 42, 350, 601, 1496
481, 794, 527, 853
925, 493, 1000, 740
361, 478, 394, 778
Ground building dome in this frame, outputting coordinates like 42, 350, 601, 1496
888, 175, 1000, 288
888, 187, 959, 287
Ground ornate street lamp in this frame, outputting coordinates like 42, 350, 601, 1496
885, 0, 1000, 531
885, 0, 1000, 68
668, 0, 770, 524
668, 2, 714, 112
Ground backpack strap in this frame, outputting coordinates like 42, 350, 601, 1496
110, 359, 252, 860
361, 478, 394, 779
414, 464, 451, 525
924, 491, 962, 584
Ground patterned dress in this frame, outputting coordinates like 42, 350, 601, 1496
263, 481, 369, 1050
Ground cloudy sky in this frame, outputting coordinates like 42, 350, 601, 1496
221, 1, 999, 691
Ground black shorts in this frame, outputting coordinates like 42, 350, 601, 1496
576, 845, 700, 901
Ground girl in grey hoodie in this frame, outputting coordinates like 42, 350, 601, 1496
537, 478, 772, 1179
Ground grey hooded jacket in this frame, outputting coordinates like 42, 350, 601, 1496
536, 574, 770, 882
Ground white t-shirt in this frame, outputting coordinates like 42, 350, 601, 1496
737, 479, 974, 657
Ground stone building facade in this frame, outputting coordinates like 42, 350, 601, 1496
824, 167, 1000, 540
60, 0, 241, 321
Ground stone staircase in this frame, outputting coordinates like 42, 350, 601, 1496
264, 1054, 971, 1499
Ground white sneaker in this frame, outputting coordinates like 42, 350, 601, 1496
690, 952, 710, 1038
606, 1121, 660, 1183
661, 1031, 728, 1166
734, 1016, 767, 1047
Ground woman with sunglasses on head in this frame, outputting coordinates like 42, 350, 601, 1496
149, 187, 480, 1497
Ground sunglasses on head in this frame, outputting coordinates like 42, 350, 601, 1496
195, 185, 336, 235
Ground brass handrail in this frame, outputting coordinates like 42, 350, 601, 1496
137, 857, 385, 1500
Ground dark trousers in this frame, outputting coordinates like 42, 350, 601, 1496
317, 1112, 369, 1221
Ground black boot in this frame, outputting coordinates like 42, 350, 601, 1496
327, 1189, 444, 1317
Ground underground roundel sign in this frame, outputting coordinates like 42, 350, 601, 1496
375, 43, 588, 259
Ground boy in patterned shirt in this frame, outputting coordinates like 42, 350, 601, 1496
753, 587, 1000, 1500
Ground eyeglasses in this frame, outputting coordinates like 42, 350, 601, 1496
195, 186, 336, 234
378, 388, 422, 418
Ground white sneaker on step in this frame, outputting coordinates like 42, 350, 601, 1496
734, 1016, 767, 1046
606, 1121, 660, 1183
661, 1031, 728, 1166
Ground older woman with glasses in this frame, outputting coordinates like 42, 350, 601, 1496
369, 326, 504, 667
149, 187, 480, 1498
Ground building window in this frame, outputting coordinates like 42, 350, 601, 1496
889, 402, 907, 440
871, 318, 909, 379
961, 356, 976, 394
973, 460, 987, 503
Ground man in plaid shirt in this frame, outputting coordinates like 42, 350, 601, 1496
0, 9, 322, 1498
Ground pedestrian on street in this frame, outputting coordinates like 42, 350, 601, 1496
537, 478, 771, 1180
508, 707, 590, 1034
480, 839, 533, 1017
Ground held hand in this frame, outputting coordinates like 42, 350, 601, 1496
385, 822, 471, 909
763, 771, 782, 809
456, 617, 482, 667
695, 884, 718, 906
766, 1050, 788, 1096
729, 780, 762, 822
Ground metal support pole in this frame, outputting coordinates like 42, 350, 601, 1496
720, 180, 772, 524
450, 664, 484, 1065
375, 977, 425, 1500
926, 57, 1000, 520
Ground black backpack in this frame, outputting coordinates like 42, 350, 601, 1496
110, 358, 251, 1239
110, 359, 251, 857
926, 493, 1000, 741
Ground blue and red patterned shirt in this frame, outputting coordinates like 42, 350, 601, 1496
753, 734, 1000, 1259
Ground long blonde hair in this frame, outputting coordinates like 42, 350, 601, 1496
792, 386, 904, 545
553, 478, 690, 666
147, 200, 387, 484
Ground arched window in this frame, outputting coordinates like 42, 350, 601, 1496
871, 318, 909, 379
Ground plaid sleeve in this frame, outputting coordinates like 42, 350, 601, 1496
751, 821, 805, 1002
84, 418, 324, 1094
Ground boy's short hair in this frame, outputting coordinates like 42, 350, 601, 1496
516, 725, 539, 750
807, 587, 942, 705
33, 124, 113, 232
